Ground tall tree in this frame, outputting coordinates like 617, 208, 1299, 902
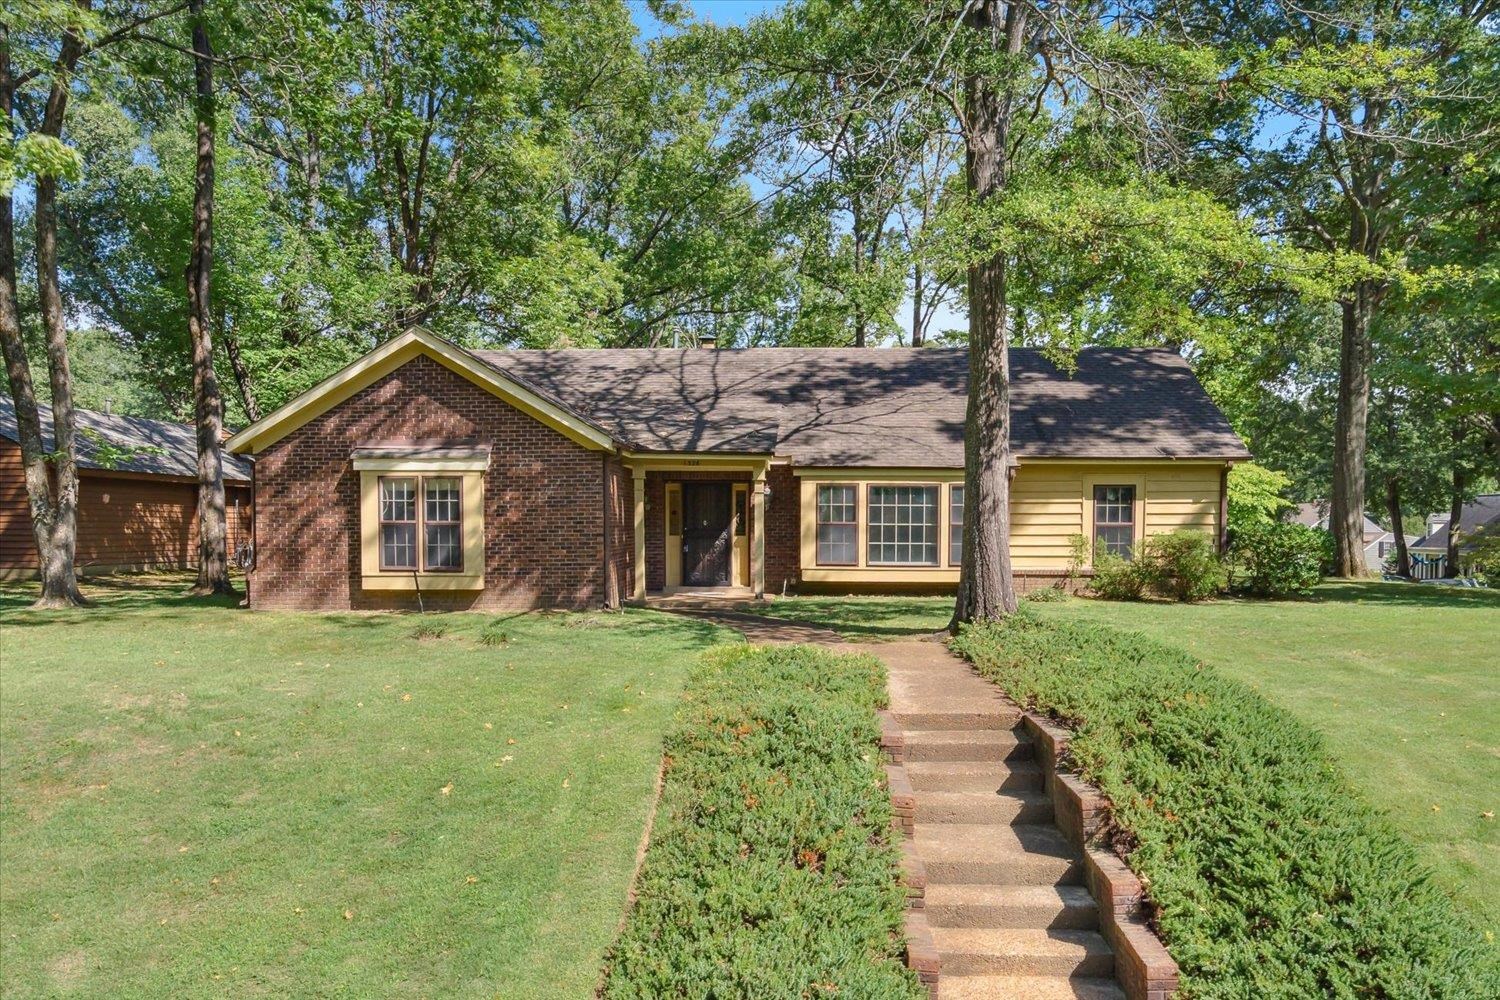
1214, 0, 1499, 575
184, 0, 232, 594
5, 3, 90, 607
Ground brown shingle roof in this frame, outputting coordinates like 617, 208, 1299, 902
0, 395, 253, 482
477, 346, 1249, 467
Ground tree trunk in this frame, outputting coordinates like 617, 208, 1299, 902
186, 0, 234, 596
952, 0, 1024, 628
221, 320, 260, 423
26, 14, 90, 608
911, 260, 925, 347
1383, 477, 1409, 578
1329, 279, 1375, 577
1446, 466, 1464, 576
0, 26, 71, 608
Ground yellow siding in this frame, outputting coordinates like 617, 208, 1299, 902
794, 461, 1226, 583
1144, 471, 1221, 535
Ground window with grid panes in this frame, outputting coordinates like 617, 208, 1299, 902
816, 484, 857, 565
1093, 485, 1135, 558
948, 485, 964, 565
867, 485, 938, 566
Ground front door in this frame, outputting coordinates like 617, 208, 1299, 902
681, 482, 732, 586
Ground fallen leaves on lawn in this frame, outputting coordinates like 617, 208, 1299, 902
401, 693, 412, 702
440, 782, 453, 796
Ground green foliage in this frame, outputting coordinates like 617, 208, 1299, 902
1228, 521, 1329, 597
1022, 586, 1067, 603
409, 618, 447, 640
1138, 530, 1227, 603
951, 613, 1498, 998
1226, 462, 1294, 533
602, 643, 921, 999
1089, 549, 1151, 601
477, 627, 510, 646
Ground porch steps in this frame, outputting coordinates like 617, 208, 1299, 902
880, 640, 1127, 1000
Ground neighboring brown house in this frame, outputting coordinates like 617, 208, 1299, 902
227, 328, 1249, 611
0, 397, 253, 578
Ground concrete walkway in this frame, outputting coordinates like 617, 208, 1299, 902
877, 641, 1122, 1000
660, 607, 1125, 999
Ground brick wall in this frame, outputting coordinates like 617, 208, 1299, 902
765, 464, 800, 594
248, 354, 608, 611
1, 438, 252, 577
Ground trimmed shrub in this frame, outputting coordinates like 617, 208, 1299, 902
1228, 520, 1328, 596
601, 644, 922, 999
1090, 549, 1150, 600
1139, 530, 1226, 602
951, 612, 1497, 998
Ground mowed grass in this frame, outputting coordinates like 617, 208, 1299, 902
751, 583, 1500, 928
0, 575, 731, 998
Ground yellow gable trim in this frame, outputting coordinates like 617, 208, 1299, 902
227, 328, 615, 455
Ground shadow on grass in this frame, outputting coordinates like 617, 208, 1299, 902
738, 596, 952, 640
1, 574, 735, 648
1302, 581, 1499, 610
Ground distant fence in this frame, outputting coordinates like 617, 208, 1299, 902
1410, 553, 1446, 580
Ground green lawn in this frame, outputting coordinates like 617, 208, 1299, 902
751, 584, 1500, 928
0, 576, 731, 998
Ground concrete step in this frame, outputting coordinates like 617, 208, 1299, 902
914, 823, 1082, 886
913, 789, 1054, 826
925, 884, 1099, 930
930, 927, 1115, 978
891, 699, 1020, 731
903, 728, 1035, 763
905, 760, 1044, 794
938, 974, 1126, 1000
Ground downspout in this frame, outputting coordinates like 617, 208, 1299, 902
602, 452, 618, 609
1218, 464, 1230, 554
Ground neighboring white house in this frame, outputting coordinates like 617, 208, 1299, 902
1410, 493, 1500, 578
1290, 502, 1417, 575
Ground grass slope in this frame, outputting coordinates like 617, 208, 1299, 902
602, 643, 922, 999
952, 611, 1498, 998
1033, 584, 1500, 929
749, 584, 1498, 927
0, 576, 728, 998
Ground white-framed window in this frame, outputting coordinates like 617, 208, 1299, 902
868, 485, 939, 566
816, 484, 858, 565
1093, 485, 1136, 559
380, 475, 466, 573
948, 485, 964, 566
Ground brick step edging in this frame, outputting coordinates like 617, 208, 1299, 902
1019, 711, 1180, 1000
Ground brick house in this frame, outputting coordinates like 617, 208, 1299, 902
1, 397, 252, 578
226, 328, 1250, 611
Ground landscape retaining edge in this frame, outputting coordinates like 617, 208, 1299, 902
1019, 711, 1180, 1000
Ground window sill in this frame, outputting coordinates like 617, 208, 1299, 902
361, 573, 485, 592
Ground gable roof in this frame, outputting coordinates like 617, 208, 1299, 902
1412, 494, 1500, 552
1291, 502, 1382, 537
226, 327, 617, 454
479, 346, 1250, 466
0, 395, 252, 483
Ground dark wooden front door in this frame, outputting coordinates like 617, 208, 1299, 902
681, 482, 732, 586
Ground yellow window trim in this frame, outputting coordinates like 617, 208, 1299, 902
228, 327, 615, 455
359, 469, 485, 592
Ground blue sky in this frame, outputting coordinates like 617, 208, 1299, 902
629, 0, 970, 341
628, 0, 784, 36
